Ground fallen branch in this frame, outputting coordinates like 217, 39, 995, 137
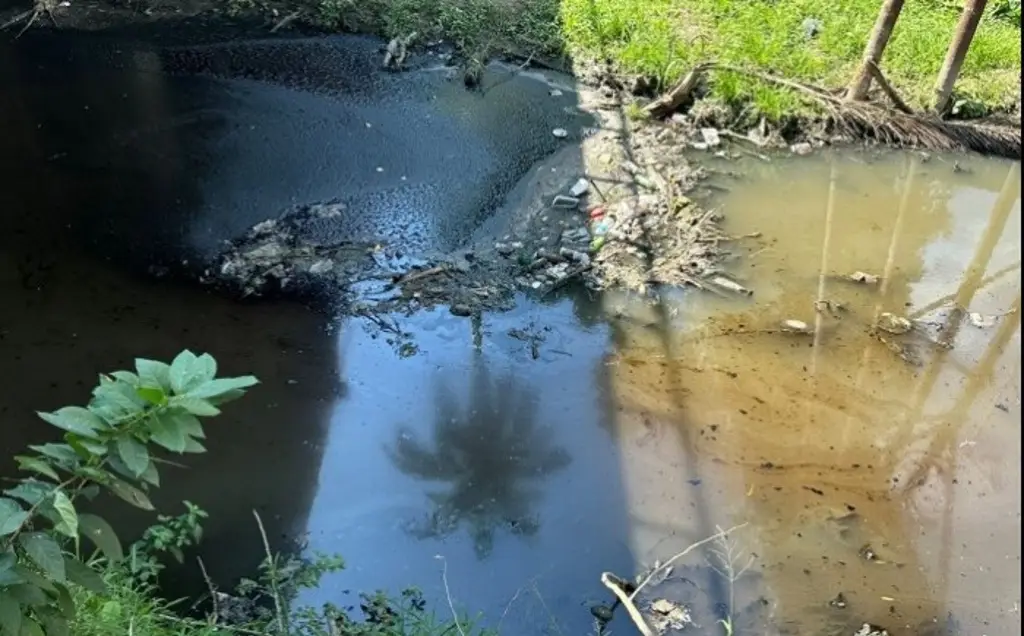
396, 264, 447, 285
644, 62, 714, 118
630, 523, 747, 600
600, 573, 656, 636
866, 60, 913, 114
644, 61, 1020, 158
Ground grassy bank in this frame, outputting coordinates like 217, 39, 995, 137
560, 0, 1021, 118
301, 0, 1020, 119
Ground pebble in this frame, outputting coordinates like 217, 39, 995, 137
552, 128, 569, 138
791, 142, 814, 155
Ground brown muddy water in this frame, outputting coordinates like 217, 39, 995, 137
1, 33, 1020, 636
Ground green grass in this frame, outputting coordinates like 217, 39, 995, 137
560, 0, 1021, 118
300, 0, 1019, 119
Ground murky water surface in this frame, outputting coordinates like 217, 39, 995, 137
1, 31, 1020, 636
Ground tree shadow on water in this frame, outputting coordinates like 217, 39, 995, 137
387, 361, 571, 559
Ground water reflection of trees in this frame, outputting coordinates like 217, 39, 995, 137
388, 363, 570, 558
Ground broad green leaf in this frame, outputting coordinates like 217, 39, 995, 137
110, 371, 140, 385
182, 437, 207, 454
135, 358, 172, 391
169, 350, 206, 394
104, 453, 134, 482
139, 461, 160, 487
93, 383, 145, 414
207, 388, 246, 406
78, 514, 123, 562
148, 413, 187, 453
196, 353, 217, 379
4, 481, 53, 507
79, 485, 101, 501
135, 386, 166, 405
0, 595, 21, 636
66, 436, 107, 459
19, 617, 44, 636
0, 550, 20, 586
18, 533, 65, 582
8, 584, 47, 606
52, 583, 76, 619
105, 479, 154, 511
13, 567, 54, 593
51, 491, 77, 539
167, 411, 204, 439
172, 397, 220, 417
0, 498, 29, 536
115, 437, 150, 478
72, 466, 110, 485
37, 610, 69, 636
13, 457, 59, 482
64, 556, 105, 593
187, 376, 259, 400
36, 407, 104, 438
27, 445, 77, 464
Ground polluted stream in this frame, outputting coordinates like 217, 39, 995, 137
1, 28, 1021, 636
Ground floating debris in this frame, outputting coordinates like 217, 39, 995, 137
968, 312, 998, 328
552, 127, 569, 138
781, 319, 814, 334
648, 598, 693, 632
814, 299, 847, 317
552, 194, 580, 208
569, 177, 590, 198
700, 128, 722, 147
875, 312, 913, 335
847, 271, 880, 285
708, 275, 754, 297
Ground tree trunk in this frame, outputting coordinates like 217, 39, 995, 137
933, 0, 989, 115
846, 0, 906, 101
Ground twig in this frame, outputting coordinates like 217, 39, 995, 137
196, 556, 219, 623
396, 265, 447, 285
630, 523, 747, 599
269, 10, 301, 33
15, 8, 39, 38
600, 573, 655, 636
0, 9, 31, 30
252, 510, 288, 635
436, 555, 467, 636
866, 60, 914, 114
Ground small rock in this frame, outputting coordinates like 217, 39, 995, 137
802, 17, 824, 39
495, 242, 515, 256
791, 142, 814, 155
549, 88, 563, 97
569, 178, 590, 197
691, 141, 709, 151
552, 128, 569, 138
562, 227, 590, 243
530, 280, 543, 289
700, 128, 722, 147
449, 304, 473, 317
670, 113, 688, 125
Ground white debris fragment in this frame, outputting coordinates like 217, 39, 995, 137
569, 177, 590, 197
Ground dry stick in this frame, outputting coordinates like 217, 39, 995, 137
437, 556, 468, 636
269, 10, 301, 33
866, 60, 914, 114
252, 510, 288, 635
196, 556, 220, 623
600, 573, 655, 636
630, 523, 748, 600
0, 9, 31, 30
644, 62, 714, 118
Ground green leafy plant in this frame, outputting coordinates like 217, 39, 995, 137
0, 351, 258, 636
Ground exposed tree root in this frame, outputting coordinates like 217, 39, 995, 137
648, 60, 1021, 159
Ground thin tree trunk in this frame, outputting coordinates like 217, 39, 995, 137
847, 0, 906, 101
933, 0, 988, 115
